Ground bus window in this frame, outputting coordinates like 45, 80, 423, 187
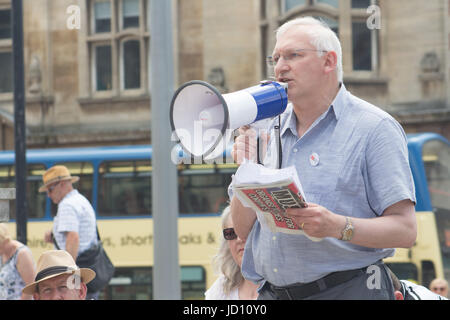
101, 266, 206, 300
98, 160, 151, 216
386, 262, 418, 283
423, 139, 450, 212
178, 164, 236, 214
181, 266, 207, 299
423, 139, 450, 280
51, 162, 94, 216
0, 164, 47, 219
422, 260, 436, 288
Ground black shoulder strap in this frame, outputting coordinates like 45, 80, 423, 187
96, 225, 101, 241
52, 233, 61, 250
52, 225, 101, 250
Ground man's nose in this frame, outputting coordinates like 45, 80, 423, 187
275, 57, 290, 75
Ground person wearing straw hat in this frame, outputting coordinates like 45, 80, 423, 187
40, 165, 99, 299
23, 250, 95, 300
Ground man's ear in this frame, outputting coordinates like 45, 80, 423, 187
79, 282, 88, 300
394, 290, 404, 300
323, 51, 337, 76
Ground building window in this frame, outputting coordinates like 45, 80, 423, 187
284, 0, 307, 11
121, 0, 139, 29
351, 0, 371, 9
279, 0, 379, 76
284, 0, 338, 11
352, 21, 372, 70
351, 0, 378, 72
0, 8, 12, 94
94, 44, 112, 91
0, 9, 11, 39
122, 39, 140, 89
87, 0, 148, 95
316, 0, 339, 8
0, 51, 13, 93
93, 1, 111, 33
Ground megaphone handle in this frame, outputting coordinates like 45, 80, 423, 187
275, 117, 282, 169
256, 137, 262, 165
252, 115, 282, 168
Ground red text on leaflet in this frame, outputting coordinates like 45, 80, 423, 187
241, 188, 292, 229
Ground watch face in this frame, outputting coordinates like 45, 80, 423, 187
343, 227, 353, 241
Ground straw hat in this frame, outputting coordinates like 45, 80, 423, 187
38, 165, 79, 192
22, 250, 96, 295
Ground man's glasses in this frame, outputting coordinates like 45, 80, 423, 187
432, 287, 447, 292
266, 48, 327, 67
223, 228, 237, 241
47, 182, 60, 193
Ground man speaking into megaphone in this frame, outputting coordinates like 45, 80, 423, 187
229, 16, 416, 300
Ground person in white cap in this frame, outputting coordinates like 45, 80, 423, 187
22, 250, 95, 300
39, 165, 99, 299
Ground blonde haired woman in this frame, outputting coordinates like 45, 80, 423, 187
205, 206, 258, 300
0, 223, 36, 299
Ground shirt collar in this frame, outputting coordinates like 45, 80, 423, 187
280, 83, 347, 137
330, 82, 347, 121
61, 189, 78, 202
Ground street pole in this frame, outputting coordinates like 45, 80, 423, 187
150, 0, 181, 299
12, 0, 27, 244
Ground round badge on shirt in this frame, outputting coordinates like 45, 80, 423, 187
310, 153, 320, 166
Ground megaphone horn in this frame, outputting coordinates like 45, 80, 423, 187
170, 80, 288, 159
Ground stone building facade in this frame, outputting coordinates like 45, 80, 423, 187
0, 0, 448, 150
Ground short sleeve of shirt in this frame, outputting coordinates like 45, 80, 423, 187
364, 117, 416, 215
55, 202, 79, 233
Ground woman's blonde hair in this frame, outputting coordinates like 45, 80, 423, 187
0, 223, 11, 245
211, 206, 244, 296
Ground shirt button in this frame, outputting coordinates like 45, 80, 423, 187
273, 268, 278, 273
272, 236, 276, 241
293, 148, 298, 153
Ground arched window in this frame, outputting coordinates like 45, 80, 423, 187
87, 0, 149, 95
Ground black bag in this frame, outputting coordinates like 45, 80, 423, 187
53, 227, 115, 293
76, 240, 115, 293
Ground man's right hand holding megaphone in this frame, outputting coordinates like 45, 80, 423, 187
231, 125, 271, 165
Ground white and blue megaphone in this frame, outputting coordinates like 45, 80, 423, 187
170, 80, 288, 160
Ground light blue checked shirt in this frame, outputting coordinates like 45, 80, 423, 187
232, 84, 416, 286
53, 190, 98, 256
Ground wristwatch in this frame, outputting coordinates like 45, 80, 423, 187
340, 217, 354, 241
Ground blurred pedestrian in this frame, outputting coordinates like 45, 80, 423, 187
0, 223, 36, 300
429, 278, 448, 298
388, 269, 448, 300
205, 206, 259, 300
22, 250, 95, 300
40, 165, 100, 299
